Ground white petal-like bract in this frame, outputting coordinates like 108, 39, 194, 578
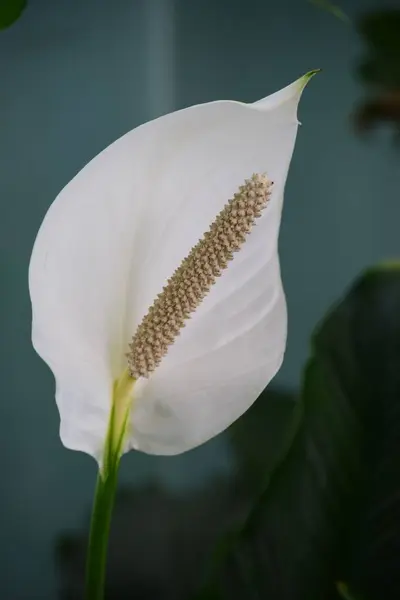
29, 72, 316, 459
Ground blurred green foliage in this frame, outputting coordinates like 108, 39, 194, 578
0, 0, 26, 30
353, 9, 400, 138
357, 10, 400, 89
199, 264, 400, 600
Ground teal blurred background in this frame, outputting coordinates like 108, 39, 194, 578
1, 0, 399, 597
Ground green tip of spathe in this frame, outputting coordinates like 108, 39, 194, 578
298, 69, 321, 92
304, 69, 322, 80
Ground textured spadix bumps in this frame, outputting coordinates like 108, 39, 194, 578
128, 174, 273, 379
29, 72, 316, 459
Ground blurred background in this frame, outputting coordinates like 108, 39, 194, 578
1, 0, 400, 598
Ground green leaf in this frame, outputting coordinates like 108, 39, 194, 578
228, 388, 301, 494
195, 391, 302, 597
355, 10, 400, 89
0, 0, 26, 30
198, 264, 400, 600
358, 10, 400, 54
339, 267, 400, 600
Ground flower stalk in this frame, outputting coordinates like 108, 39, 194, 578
85, 459, 119, 600
85, 371, 135, 600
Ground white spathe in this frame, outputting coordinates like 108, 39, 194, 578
29, 72, 316, 460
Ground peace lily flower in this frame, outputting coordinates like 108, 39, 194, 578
29, 71, 317, 465
29, 71, 318, 598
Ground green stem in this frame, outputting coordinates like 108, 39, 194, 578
85, 458, 120, 600
85, 370, 135, 600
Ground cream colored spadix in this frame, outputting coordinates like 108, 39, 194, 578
29, 71, 317, 460
127, 173, 273, 379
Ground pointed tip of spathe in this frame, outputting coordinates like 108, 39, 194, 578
250, 69, 321, 112
305, 69, 322, 78
299, 69, 321, 89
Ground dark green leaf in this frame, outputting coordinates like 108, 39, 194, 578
0, 0, 26, 30
340, 265, 400, 600
228, 388, 300, 494
355, 9, 400, 89
358, 10, 400, 55
198, 264, 400, 600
